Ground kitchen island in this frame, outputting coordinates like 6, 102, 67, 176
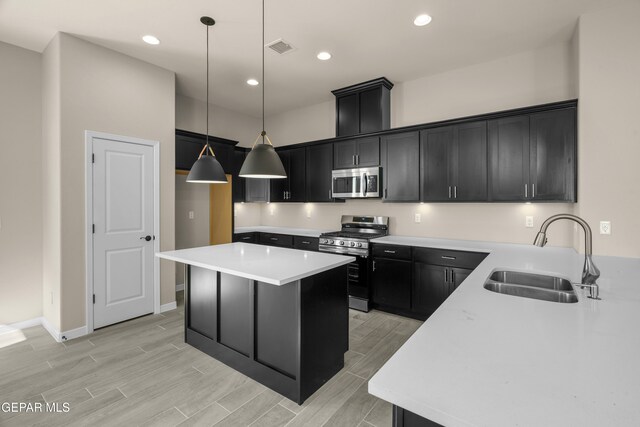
157, 242, 354, 404
368, 236, 640, 426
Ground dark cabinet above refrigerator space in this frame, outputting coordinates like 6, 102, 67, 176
332, 77, 393, 137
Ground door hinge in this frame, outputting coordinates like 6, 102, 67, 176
92, 224, 95, 234
93, 294, 95, 304
92, 153, 95, 163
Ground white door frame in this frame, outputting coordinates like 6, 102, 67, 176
85, 130, 161, 334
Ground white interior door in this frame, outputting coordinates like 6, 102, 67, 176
92, 137, 155, 329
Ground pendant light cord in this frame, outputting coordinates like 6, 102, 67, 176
206, 22, 210, 151
261, 0, 265, 143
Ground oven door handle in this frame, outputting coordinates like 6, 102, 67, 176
362, 173, 367, 197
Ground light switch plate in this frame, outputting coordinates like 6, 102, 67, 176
188, 211, 194, 220
600, 221, 611, 235
525, 216, 534, 228
414, 213, 421, 223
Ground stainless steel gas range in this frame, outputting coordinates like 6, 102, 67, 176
319, 215, 389, 312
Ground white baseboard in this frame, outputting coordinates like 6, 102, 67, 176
176, 283, 184, 292
0, 317, 43, 336
160, 301, 177, 313
39, 317, 89, 343
41, 317, 62, 343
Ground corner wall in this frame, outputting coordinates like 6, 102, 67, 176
55, 34, 176, 332
0, 41, 43, 325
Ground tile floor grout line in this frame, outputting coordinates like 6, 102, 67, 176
215, 401, 231, 414
117, 387, 127, 398
174, 406, 189, 419
86, 387, 95, 398
277, 402, 298, 416
192, 365, 206, 375
247, 402, 281, 427
319, 373, 368, 427
361, 402, 378, 427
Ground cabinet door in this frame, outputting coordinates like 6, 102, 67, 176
175, 137, 202, 171
211, 143, 234, 174
288, 147, 306, 202
420, 127, 452, 201
529, 108, 576, 201
245, 178, 269, 202
359, 87, 383, 134
381, 132, 420, 202
306, 144, 334, 202
413, 263, 448, 316
452, 121, 488, 201
333, 140, 357, 169
449, 267, 473, 294
336, 94, 359, 137
488, 115, 530, 201
355, 136, 380, 167
270, 150, 290, 202
372, 258, 412, 310
232, 149, 246, 202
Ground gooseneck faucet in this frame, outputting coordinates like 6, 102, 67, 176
533, 214, 600, 299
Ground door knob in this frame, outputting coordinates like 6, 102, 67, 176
140, 235, 152, 241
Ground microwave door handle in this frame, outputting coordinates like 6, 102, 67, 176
362, 173, 367, 196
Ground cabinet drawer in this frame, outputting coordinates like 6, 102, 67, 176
372, 244, 412, 260
413, 247, 487, 269
293, 236, 319, 251
233, 232, 257, 243
259, 233, 293, 248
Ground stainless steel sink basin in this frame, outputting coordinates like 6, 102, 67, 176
489, 270, 574, 291
484, 282, 578, 303
484, 270, 578, 303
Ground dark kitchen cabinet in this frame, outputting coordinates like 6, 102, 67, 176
381, 131, 420, 202
412, 247, 487, 318
245, 178, 269, 202
333, 136, 380, 169
175, 130, 235, 174
259, 233, 293, 248
271, 147, 306, 202
306, 144, 334, 202
393, 405, 443, 427
488, 107, 576, 202
372, 257, 412, 311
232, 149, 246, 203
332, 77, 393, 137
233, 232, 257, 243
293, 236, 319, 251
420, 122, 487, 202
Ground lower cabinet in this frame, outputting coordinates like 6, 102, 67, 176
371, 244, 487, 319
233, 232, 257, 243
293, 236, 319, 251
393, 405, 443, 427
258, 233, 294, 248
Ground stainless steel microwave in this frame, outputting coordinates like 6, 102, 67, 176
331, 167, 381, 198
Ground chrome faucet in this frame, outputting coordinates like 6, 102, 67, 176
533, 214, 600, 299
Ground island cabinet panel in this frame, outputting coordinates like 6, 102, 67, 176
293, 236, 320, 251
218, 273, 252, 357
188, 267, 217, 340
233, 232, 257, 243
255, 281, 298, 378
393, 405, 443, 427
183, 263, 348, 404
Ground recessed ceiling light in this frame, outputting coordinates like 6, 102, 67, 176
413, 14, 432, 27
142, 35, 160, 45
317, 51, 332, 61
247, 79, 259, 86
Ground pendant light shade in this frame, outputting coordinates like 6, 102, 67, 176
238, 0, 287, 179
187, 16, 228, 184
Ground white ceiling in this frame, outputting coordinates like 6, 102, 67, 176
0, 0, 622, 117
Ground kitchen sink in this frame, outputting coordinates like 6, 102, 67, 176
484, 270, 578, 303
489, 270, 574, 291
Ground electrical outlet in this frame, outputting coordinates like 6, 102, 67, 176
188, 211, 194, 220
414, 213, 421, 223
525, 216, 534, 228
599, 221, 611, 235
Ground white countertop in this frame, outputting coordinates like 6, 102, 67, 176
156, 242, 354, 286
368, 236, 640, 426
234, 226, 329, 238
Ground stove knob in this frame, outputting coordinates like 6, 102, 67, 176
350, 242, 356, 247
357, 242, 363, 248
328, 240, 334, 244
319, 238, 326, 244
339, 240, 345, 246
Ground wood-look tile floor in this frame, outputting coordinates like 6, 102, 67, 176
0, 292, 422, 427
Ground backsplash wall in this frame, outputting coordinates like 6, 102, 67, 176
234, 201, 576, 248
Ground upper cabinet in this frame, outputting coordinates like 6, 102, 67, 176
488, 107, 576, 202
232, 148, 246, 203
175, 129, 235, 173
332, 78, 393, 137
333, 136, 380, 169
271, 147, 306, 202
420, 122, 488, 202
381, 131, 420, 202
306, 144, 335, 202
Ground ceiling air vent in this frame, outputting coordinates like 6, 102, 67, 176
266, 39, 295, 55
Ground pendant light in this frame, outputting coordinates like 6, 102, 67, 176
239, 0, 287, 179
187, 16, 228, 184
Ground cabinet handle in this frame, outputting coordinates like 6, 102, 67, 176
270, 237, 278, 241
448, 186, 452, 199
329, 189, 332, 199
445, 268, 449, 283
532, 184, 535, 198
441, 255, 456, 260
383, 250, 396, 254
353, 155, 356, 165
524, 184, 528, 198
356, 154, 359, 165
372, 260, 376, 271
385, 188, 388, 198
302, 241, 310, 244
454, 186, 457, 199
242, 236, 251, 240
